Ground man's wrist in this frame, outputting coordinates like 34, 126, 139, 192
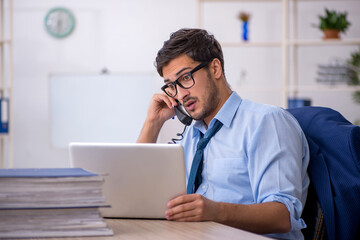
145, 116, 165, 130
137, 117, 165, 143
215, 202, 227, 223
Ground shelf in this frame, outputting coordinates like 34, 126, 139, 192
0, 87, 12, 91
289, 38, 360, 46
237, 87, 283, 92
0, 39, 12, 44
234, 85, 360, 92
221, 39, 360, 47
290, 85, 360, 92
295, 0, 358, 2
200, 0, 359, 4
222, 39, 360, 47
200, 0, 281, 2
221, 42, 282, 47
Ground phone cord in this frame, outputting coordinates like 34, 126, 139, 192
169, 125, 188, 144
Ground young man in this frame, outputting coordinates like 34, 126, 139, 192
137, 28, 309, 239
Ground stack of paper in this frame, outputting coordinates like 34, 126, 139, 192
0, 168, 113, 238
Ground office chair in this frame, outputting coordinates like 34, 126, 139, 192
287, 107, 360, 240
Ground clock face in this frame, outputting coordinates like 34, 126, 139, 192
44, 7, 75, 38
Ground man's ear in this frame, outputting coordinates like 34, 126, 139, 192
210, 58, 223, 79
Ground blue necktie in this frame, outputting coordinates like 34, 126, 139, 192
187, 120, 223, 194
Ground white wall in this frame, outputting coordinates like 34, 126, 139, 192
10, 0, 360, 168
12, 0, 194, 168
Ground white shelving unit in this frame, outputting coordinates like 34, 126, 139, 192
0, 0, 13, 168
197, 0, 360, 107
289, 0, 360, 98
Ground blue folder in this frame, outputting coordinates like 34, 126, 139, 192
0, 98, 9, 133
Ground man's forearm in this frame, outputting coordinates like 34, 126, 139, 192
166, 194, 291, 235
216, 201, 291, 234
137, 118, 164, 143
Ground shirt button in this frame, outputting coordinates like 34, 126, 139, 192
203, 160, 205, 164
202, 185, 206, 189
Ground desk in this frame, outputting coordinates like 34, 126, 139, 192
28, 219, 270, 240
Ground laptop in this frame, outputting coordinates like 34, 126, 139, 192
69, 143, 186, 219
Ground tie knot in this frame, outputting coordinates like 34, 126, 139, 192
196, 120, 223, 150
205, 120, 223, 138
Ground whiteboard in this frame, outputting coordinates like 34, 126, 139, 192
50, 73, 156, 148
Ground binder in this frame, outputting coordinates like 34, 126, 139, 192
288, 98, 311, 109
0, 98, 9, 133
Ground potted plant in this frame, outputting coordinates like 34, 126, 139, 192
347, 48, 360, 125
237, 12, 250, 41
314, 8, 351, 39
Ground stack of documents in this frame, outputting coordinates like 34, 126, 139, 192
0, 168, 113, 238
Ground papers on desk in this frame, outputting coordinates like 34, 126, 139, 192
0, 168, 113, 238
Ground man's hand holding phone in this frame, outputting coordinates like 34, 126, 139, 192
146, 93, 177, 124
137, 93, 177, 143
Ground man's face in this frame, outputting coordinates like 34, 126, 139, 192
162, 54, 220, 122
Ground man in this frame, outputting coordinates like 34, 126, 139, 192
137, 28, 309, 239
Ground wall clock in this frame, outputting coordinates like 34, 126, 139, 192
44, 7, 75, 39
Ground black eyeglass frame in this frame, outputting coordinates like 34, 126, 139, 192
161, 62, 209, 98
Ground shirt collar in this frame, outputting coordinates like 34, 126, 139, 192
193, 91, 242, 137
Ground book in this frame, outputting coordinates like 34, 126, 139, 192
0, 208, 112, 238
0, 168, 108, 209
0, 168, 113, 238
0, 167, 98, 178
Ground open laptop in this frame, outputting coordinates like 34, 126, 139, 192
69, 143, 186, 219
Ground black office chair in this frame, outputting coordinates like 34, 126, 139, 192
301, 182, 327, 240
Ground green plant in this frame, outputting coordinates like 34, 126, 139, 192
347, 49, 360, 86
353, 91, 360, 104
347, 49, 360, 125
238, 12, 250, 22
347, 49, 360, 105
315, 8, 351, 33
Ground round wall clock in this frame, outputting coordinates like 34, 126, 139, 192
44, 7, 75, 39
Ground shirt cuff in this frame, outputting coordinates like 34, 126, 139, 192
263, 194, 307, 231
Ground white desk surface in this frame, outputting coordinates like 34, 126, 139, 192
27, 219, 271, 240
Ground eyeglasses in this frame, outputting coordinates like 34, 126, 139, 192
161, 62, 208, 98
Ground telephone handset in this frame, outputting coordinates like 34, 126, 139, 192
169, 100, 192, 143
174, 100, 193, 126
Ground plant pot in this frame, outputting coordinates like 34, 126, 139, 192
323, 29, 340, 39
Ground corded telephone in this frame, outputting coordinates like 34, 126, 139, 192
169, 100, 193, 144
174, 100, 193, 126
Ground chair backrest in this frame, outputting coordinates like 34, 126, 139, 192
288, 107, 360, 240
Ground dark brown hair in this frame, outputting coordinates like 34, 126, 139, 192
155, 28, 225, 77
